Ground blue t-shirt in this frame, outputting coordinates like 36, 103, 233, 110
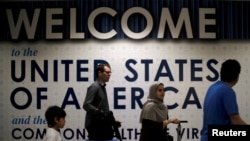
200, 81, 239, 141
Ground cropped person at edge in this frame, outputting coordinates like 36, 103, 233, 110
200, 59, 248, 141
45, 105, 66, 141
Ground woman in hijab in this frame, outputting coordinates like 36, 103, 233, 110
139, 82, 180, 141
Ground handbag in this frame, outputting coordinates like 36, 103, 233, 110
87, 96, 122, 141
89, 110, 122, 141
89, 110, 114, 140
166, 134, 173, 141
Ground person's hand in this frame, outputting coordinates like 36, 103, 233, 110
115, 120, 121, 127
171, 118, 180, 124
163, 119, 169, 127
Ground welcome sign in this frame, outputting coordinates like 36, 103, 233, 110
1, 0, 250, 40
0, 0, 250, 141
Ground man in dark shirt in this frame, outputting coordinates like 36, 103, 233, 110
83, 63, 114, 140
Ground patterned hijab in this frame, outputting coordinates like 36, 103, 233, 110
139, 82, 168, 123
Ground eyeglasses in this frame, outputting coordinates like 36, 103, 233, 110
103, 71, 111, 74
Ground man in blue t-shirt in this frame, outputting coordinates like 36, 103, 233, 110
200, 59, 247, 141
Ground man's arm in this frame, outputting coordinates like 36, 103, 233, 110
83, 85, 99, 112
230, 114, 247, 125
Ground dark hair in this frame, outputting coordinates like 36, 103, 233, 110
220, 59, 241, 82
45, 105, 66, 127
95, 63, 111, 77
